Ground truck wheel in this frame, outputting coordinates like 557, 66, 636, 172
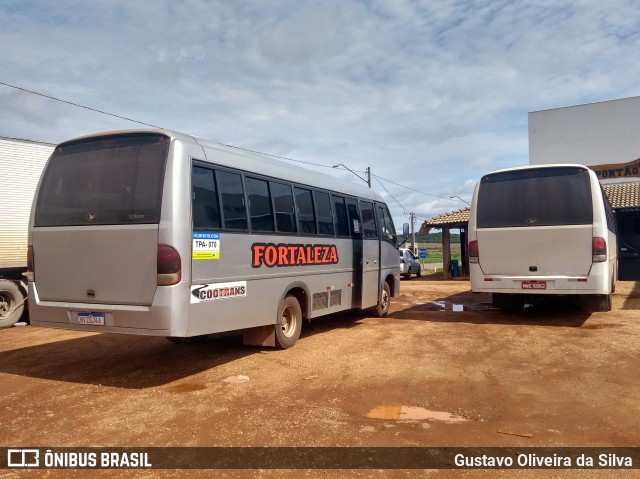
275, 295, 302, 349
373, 282, 391, 318
0, 280, 25, 328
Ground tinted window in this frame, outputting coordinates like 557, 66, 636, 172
360, 201, 377, 239
314, 191, 334, 235
246, 177, 274, 232
333, 195, 350, 236
35, 133, 169, 226
271, 181, 296, 233
192, 165, 221, 229
477, 167, 593, 228
218, 170, 248, 230
377, 204, 396, 242
346, 198, 361, 237
295, 187, 316, 235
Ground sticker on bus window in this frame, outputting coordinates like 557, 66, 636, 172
191, 281, 247, 303
192, 232, 220, 260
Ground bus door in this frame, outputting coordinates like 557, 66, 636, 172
359, 200, 380, 308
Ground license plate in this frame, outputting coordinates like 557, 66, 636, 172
78, 312, 105, 325
522, 281, 546, 290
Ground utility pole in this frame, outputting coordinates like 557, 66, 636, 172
410, 212, 416, 254
366, 167, 371, 188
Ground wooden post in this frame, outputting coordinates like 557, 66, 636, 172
442, 225, 451, 280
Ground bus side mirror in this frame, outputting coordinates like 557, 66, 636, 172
403, 223, 410, 237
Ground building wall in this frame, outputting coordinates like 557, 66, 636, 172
529, 96, 640, 173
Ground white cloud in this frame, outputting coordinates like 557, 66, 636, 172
1, 0, 640, 223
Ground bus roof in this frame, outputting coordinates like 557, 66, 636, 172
58, 128, 382, 202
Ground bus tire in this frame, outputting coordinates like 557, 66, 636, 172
275, 295, 302, 349
492, 293, 523, 311
580, 294, 612, 313
0, 280, 25, 329
374, 282, 391, 318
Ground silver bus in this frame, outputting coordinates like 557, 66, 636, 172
27, 130, 400, 348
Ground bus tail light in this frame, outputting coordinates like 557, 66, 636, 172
157, 245, 181, 286
593, 237, 607, 263
469, 240, 479, 263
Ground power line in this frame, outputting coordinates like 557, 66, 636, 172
374, 176, 406, 214
372, 173, 465, 203
0, 79, 469, 208
219, 143, 342, 170
0, 80, 162, 129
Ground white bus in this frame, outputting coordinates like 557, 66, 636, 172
468, 164, 617, 312
27, 129, 400, 348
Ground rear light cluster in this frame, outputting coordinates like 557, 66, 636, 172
468, 240, 479, 263
592, 237, 607, 263
157, 245, 181, 286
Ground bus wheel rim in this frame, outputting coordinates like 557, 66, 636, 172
280, 305, 297, 337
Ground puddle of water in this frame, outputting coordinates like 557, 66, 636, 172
367, 406, 467, 423
166, 383, 207, 393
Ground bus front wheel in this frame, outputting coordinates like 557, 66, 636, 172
275, 295, 302, 349
374, 282, 391, 318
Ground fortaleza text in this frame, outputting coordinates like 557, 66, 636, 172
252, 243, 339, 268
454, 453, 633, 468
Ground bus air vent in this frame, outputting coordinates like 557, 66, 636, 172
330, 289, 342, 307
312, 292, 329, 310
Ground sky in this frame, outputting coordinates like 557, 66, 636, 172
1, 0, 640, 230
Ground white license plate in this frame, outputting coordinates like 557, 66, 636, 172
522, 281, 546, 290
78, 312, 105, 325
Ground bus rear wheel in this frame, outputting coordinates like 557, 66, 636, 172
275, 295, 302, 349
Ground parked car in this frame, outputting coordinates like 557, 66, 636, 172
399, 248, 421, 279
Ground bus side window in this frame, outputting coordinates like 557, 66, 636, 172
217, 170, 248, 230
346, 198, 361, 237
359, 201, 378, 239
314, 191, 334, 236
271, 181, 297, 233
246, 177, 275, 232
333, 195, 350, 237
192, 165, 221, 229
294, 187, 317, 235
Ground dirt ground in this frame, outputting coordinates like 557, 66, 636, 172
1, 276, 639, 479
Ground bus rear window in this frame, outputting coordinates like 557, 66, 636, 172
34, 133, 169, 226
477, 167, 593, 228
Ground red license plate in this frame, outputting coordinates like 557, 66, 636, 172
522, 281, 546, 290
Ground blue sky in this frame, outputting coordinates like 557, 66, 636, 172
1, 0, 640, 228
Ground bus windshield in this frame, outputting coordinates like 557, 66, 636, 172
34, 133, 169, 226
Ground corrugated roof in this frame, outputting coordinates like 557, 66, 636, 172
602, 182, 640, 209
420, 181, 640, 231
421, 207, 470, 229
